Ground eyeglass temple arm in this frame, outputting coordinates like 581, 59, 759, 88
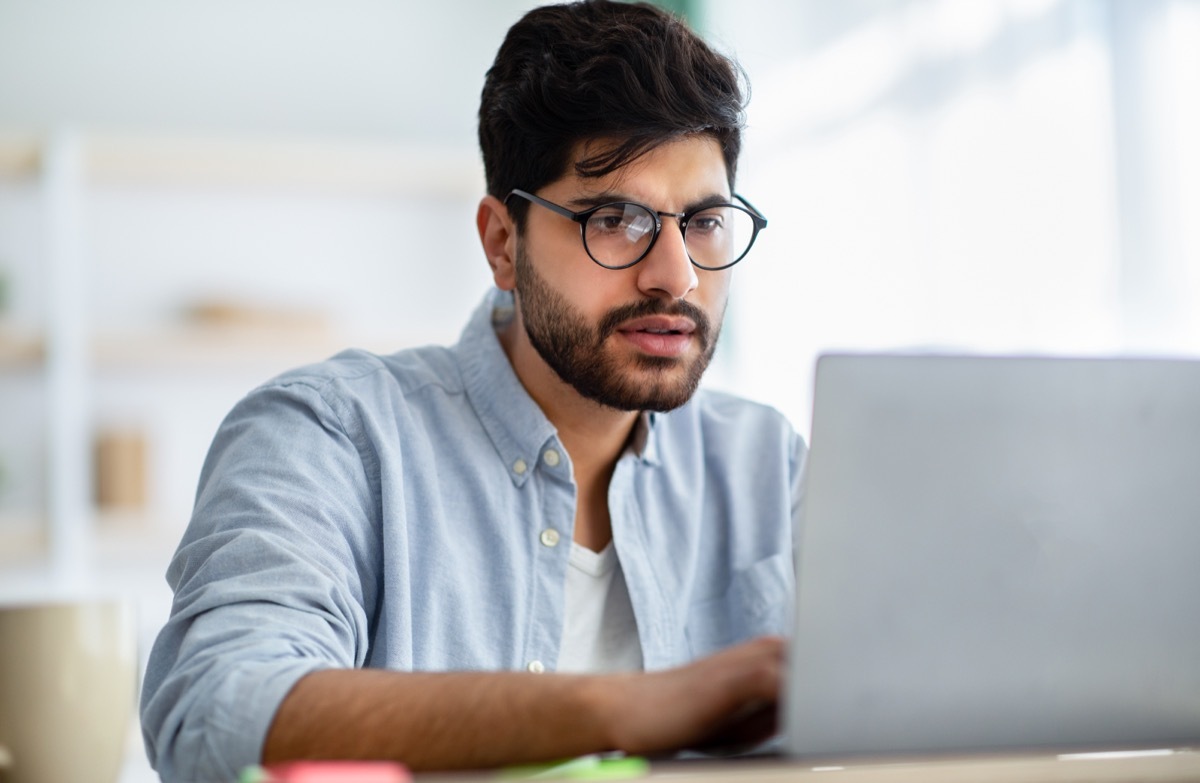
506, 189, 580, 221
733, 194, 768, 228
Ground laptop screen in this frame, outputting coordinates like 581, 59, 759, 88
784, 354, 1200, 758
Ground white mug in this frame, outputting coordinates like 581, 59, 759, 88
0, 600, 137, 783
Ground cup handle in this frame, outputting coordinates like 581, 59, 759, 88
0, 743, 11, 768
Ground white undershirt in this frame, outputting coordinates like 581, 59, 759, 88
556, 542, 644, 673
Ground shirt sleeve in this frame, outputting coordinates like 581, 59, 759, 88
140, 378, 382, 783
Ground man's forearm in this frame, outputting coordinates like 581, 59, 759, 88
263, 668, 618, 771
262, 636, 784, 771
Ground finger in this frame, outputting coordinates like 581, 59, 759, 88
696, 699, 779, 751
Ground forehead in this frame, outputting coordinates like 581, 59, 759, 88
558, 135, 732, 201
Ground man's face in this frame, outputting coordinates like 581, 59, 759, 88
512, 135, 733, 412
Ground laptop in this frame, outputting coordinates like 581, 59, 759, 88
783, 353, 1200, 759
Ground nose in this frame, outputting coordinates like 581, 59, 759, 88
636, 217, 698, 300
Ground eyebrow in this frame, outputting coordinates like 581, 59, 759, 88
566, 191, 732, 214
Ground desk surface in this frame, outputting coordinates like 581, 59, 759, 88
419, 748, 1200, 783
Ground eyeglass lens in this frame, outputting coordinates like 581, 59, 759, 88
583, 203, 758, 269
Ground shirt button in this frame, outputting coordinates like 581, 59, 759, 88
512, 458, 528, 475
539, 529, 560, 548
543, 448, 561, 467
527, 660, 545, 674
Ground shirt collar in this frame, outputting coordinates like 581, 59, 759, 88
455, 289, 662, 483
628, 410, 662, 466
456, 289, 557, 486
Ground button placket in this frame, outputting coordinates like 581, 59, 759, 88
522, 440, 572, 683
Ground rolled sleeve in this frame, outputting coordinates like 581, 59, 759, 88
141, 377, 379, 782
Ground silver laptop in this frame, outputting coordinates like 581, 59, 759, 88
784, 353, 1200, 759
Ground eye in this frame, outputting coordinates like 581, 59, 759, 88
688, 209, 727, 235
588, 206, 627, 232
586, 204, 654, 239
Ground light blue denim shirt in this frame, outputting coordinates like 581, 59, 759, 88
141, 288, 806, 783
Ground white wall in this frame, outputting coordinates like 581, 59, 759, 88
0, 0, 539, 143
706, 0, 1200, 433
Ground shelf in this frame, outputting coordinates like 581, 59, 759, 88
0, 133, 39, 179
1, 325, 450, 373
0, 128, 481, 598
0, 329, 44, 367
93, 324, 446, 371
0, 510, 181, 572
0, 513, 46, 565
0, 131, 484, 197
93, 510, 186, 565
96, 323, 342, 371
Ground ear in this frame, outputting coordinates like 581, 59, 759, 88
477, 195, 518, 292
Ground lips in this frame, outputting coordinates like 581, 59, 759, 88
616, 316, 697, 357
617, 316, 697, 336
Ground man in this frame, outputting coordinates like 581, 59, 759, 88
141, 2, 805, 780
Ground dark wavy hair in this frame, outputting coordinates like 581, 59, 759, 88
478, 0, 747, 229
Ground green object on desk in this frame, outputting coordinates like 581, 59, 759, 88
499, 754, 648, 780
239, 765, 270, 783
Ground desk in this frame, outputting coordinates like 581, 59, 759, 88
419, 749, 1200, 782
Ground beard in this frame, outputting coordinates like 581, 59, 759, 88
514, 246, 723, 412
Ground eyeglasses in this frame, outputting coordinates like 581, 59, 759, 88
505, 189, 768, 271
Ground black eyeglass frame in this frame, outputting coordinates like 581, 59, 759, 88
505, 188, 768, 271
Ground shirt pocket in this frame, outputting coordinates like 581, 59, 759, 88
684, 552, 794, 658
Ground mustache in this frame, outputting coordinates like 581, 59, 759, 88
596, 298, 712, 346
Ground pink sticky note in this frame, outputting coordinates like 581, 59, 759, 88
263, 760, 412, 783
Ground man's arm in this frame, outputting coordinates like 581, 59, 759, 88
264, 636, 784, 771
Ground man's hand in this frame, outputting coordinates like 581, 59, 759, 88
264, 636, 786, 771
599, 635, 785, 755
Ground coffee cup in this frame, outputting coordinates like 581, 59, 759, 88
0, 600, 137, 783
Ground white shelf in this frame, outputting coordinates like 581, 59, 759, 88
0, 329, 44, 367
2, 325, 448, 372
0, 128, 477, 593
0, 133, 39, 179
0, 511, 181, 581
0, 128, 481, 600
91, 325, 441, 371
0, 513, 45, 566
0, 131, 484, 196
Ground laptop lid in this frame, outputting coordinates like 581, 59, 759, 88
784, 353, 1200, 759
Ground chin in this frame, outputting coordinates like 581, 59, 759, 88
584, 364, 706, 413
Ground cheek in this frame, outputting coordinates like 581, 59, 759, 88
566, 271, 637, 321
697, 271, 733, 310
526, 229, 594, 283
532, 242, 640, 310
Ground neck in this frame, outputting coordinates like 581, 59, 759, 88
498, 315, 639, 473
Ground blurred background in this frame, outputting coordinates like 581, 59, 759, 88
0, 0, 1197, 780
